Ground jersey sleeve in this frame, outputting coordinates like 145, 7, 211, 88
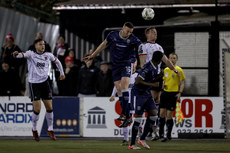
163, 68, 167, 80
48, 53, 58, 62
105, 31, 113, 43
16, 50, 32, 59
111, 86, 117, 96
179, 68, 186, 80
136, 37, 142, 47
158, 45, 164, 54
138, 43, 147, 56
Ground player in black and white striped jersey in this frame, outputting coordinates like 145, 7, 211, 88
13, 38, 65, 141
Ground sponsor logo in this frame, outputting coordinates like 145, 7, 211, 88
126, 66, 131, 74
0, 103, 33, 123
37, 62, 45, 68
56, 119, 78, 127
86, 106, 107, 128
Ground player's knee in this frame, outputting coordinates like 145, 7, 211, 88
166, 111, 174, 119
159, 110, 166, 118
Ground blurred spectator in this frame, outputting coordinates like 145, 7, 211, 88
0, 61, 23, 96
0, 33, 24, 71
77, 53, 99, 97
53, 36, 69, 93
95, 61, 113, 97
53, 36, 69, 66
68, 48, 82, 67
60, 56, 80, 96
28, 32, 51, 52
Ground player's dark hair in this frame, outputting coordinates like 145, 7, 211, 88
34, 38, 44, 44
152, 51, 163, 63
145, 26, 156, 35
123, 22, 134, 28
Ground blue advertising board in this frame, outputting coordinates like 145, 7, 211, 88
41, 97, 80, 137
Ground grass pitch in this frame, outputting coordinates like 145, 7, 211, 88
0, 138, 230, 153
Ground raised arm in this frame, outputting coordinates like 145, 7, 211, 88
13, 51, 30, 58
138, 44, 146, 68
92, 40, 107, 58
83, 40, 107, 62
162, 55, 180, 76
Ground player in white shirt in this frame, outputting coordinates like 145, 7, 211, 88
138, 27, 180, 140
110, 60, 138, 145
13, 39, 65, 142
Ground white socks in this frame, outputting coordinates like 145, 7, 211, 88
46, 111, 54, 131
32, 112, 39, 131
123, 127, 129, 141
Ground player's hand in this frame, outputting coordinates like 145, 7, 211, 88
12, 51, 19, 57
109, 96, 115, 102
177, 71, 181, 77
175, 93, 181, 102
59, 75, 65, 80
83, 55, 93, 63
152, 82, 159, 87
174, 69, 181, 77
155, 97, 160, 104
163, 84, 167, 90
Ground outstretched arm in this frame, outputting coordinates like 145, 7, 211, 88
83, 40, 107, 62
13, 51, 20, 57
13, 51, 30, 59
162, 55, 180, 76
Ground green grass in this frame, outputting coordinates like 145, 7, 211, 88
0, 139, 230, 153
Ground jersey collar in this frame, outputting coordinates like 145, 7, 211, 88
146, 41, 156, 44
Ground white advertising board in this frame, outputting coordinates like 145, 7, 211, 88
172, 97, 224, 137
0, 97, 46, 136
82, 97, 224, 138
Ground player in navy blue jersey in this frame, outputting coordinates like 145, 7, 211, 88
84, 22, 142, 124
128, 51, 163, 150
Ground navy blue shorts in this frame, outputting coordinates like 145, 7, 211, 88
112, 63, 131, 82
131, 89, 157, 115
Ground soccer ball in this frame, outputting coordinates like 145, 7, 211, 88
142, 8, 155, 20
